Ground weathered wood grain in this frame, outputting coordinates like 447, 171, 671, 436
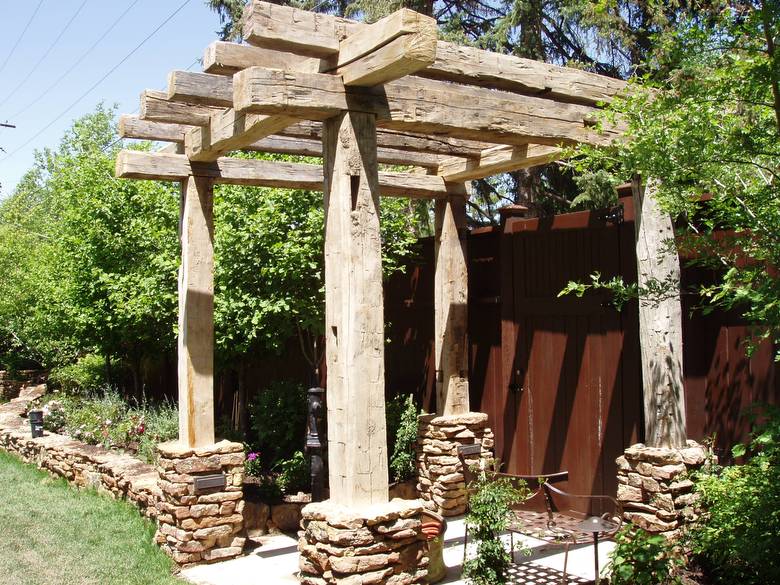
235, 67, 621, 146
167, 70, 233, 106
116, 149, 451, 198
330, 9, 437, 86
632, 177, 687, 448
242, 1, 626, 105
246, 134, 444, 168
185, 109, 297, 162
141, 90, 218, 126
203, 41, 320, 76
434, 191, 470, 416
438, 144, 562, 181
178, 175, 215, 448
323, 110, 389, 505
119, 114, 192, 143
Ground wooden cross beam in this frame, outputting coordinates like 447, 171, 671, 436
120, 116, 445, 169
144, 86, 489, 157
233, 67, 621, 147
115, 149, 453, 199
437, 144, 563, 181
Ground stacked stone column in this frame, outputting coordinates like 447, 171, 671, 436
155, 440, 246, 567
616, 440, 709, 539
416, 412, 494, 516
299, 500, 429, 585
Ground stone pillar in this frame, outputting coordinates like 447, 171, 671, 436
616, 440, 709, 538
322, 110, 388, 506
434, 193, 470, 416
154, 440, 245, 567
178, 175, 215, 448
416, 412, 494, 516
299, 500, 428, 585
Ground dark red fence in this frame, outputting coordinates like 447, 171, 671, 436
385, 195, 779, 499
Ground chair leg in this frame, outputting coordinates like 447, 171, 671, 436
463, 523, 468, 565
561, 542, 570, 585
510, 532, 514, 562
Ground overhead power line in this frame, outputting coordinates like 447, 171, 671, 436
8, 0, 142, 120
0, 0, 45, 76
0, 0, 89, 109
0, 0, 194, 164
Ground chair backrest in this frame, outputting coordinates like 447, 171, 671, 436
457, 443, 483, 486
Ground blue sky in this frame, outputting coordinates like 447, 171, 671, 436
0, 0, 221, 196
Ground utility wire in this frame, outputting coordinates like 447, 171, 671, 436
0, 0, 193, 164
0, 0, 89, 109
0, 0, 45, 76
8, 0, 143, 120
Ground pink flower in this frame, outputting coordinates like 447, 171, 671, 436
247, 452, 258, 461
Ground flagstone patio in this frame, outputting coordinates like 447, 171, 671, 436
181, 517, 616, 585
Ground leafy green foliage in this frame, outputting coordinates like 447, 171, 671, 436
686, 406, 780, 584
558, 271, 681, 311
388, 394, 420, 482
247, 379, 307, 469
571, 2, 780, 358
463, 472, 528, 585
607, 524, 683, 585
274, 450, 310, 494
48, 354, 107, 395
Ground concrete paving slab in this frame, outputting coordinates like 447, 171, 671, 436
181, 517, 616, 585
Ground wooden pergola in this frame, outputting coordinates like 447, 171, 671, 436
116, 1, 631, 508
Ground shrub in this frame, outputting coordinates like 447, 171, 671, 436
247, 380, 307, 470
132, 397, 178, 465
49, 354, 106, 394
274, 450, 309, 495
607, 524, 683, 585
686, 406, 780, 584
389, 394, 419, 482
463, 470, 528, 585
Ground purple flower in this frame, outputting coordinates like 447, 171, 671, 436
247, 452, 258, 461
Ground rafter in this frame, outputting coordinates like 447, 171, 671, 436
234, 67, 621, 147
437, 144, 562, 181
116, 150, 451, 198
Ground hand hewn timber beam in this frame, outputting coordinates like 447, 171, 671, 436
119, 115, 191, 143
242, 0, 356, 57
167, 70, 233, 106
185, 109, 297, 162
247, 135, 443, 169
164, 72, 489, 156
115, 150, 450, 198
141, 89, 219, 126
242, 1, 626, 106
234, 67, 621, 147
203, 41, 320, 76
437, 144, 562, 181
326, 8, 437, 86
280, 120, 489, 157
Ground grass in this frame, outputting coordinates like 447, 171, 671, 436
0, 451, 184, 585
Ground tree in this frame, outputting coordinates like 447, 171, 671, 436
570, 0, 780, 358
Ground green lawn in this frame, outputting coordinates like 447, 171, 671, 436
0, 451, 184, 585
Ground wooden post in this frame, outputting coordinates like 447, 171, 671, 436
323, 110, 389, 506
178, 175, 216, 448
632, 176, 686, 448
434, 192, 470, 415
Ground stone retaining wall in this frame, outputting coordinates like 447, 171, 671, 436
0, 370, 47, 402
416, 412, 493, 516
616, 441, 709, 538
0, 383, 162, 518
154, 441, 245, 567
298, 499, 428, 585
